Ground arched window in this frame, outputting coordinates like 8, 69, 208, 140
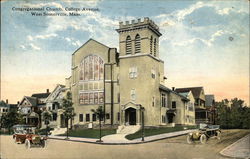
135, 34, 141, 54
154, 38, 157, 56
79, 55, 104, 105
150, 36, 153, 54
126, 36, 132, 54
79, 55, 104, 81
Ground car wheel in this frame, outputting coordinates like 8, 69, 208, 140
41, 140, 47, 148
200, 134, 207, 144
25, 139, 31, 149
186, 135, 194, 144
216, 131, 221, 140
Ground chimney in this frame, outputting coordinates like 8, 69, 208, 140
17, 101, 20, 105
172, 87, 175, 91
46, 89, 49, 93
6, 99, 8, 104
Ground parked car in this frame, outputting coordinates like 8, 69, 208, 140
187, 124, 221, 144
13, 124, 47, 148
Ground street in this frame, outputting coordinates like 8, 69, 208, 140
1, 129, 249, 159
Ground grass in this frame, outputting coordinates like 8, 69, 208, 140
58, 128, 117, 139
126, 125, 197, 140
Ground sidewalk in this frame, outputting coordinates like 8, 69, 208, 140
220, 134, 250, 159
49, 129, 195, 145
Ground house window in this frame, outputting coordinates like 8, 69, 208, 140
135, 34, 141, 54
129, 67, 137, 79
52, 104, 56, 110
86, 114, 90, 122
161, 93, 167, 107
117, 112, 120, 121
172, 101, 176, 109
106, 113, 110, 120
117, 93, 120, 103
151, 69, 156, 79
92, 114, 96, 121
131, 89, 136, 101
126, 36, 132, 54
79, 114, 83, 122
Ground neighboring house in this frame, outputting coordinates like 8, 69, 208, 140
44, 84, 69, 128
65, 17, 191, 128
18, 90, 50, 127
178, 91, 196, 125
205, 94, 216, 124
0, 100, 9, 121
175, 87, 208, 124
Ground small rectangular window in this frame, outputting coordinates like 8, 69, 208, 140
86, 114, 90, 122
117, 112, 120, 121
172, 101, 176, 109
152, 97, 155, 107
151, 69, 156, 79
79, 114, 83, 122
106, 113, 110, 120
131, 89, 136, 101
92, 114, 96, 121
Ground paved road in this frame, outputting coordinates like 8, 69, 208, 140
1, 129, 249, 159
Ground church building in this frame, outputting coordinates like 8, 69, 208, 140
66, 17, 195, 127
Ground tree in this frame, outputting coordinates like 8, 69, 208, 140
61, 91, 75, 139
42, 111, 52, 137
0, 109, 24, 134
91, 106, 104, 142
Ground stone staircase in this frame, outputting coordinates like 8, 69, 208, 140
116, 125, 141, 134
50, 128, 67, 136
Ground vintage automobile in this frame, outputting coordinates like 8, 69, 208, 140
187, 124, 221, 144
13, 124, 47, 148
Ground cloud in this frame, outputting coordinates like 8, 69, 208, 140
30, 43, 41, 51
27, 35, 33, 41
72, 40, 81, 47
20, 45, 26, 49
35, 33, 58, 39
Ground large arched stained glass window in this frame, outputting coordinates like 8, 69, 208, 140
79, 55, 104, 105
79, 55, 104, 81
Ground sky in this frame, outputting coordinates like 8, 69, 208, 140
1, 0, 249, 105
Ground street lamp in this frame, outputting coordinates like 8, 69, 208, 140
141, 106, 145, 142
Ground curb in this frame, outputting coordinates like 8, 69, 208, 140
219, 134, 250, 159
48, 132, 190, 145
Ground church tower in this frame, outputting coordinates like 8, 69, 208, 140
116, 17, 162, 57
117, 17, 165, 126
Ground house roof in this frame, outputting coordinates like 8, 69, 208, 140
159, 85, 189, 101
205, 95, 215, 106
25, 96, 37, 106
0, 101, 9, 107
31, 93, 50, 99
175, 87, 203, 99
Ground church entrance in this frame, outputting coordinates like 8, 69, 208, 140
125, 107, 136, 125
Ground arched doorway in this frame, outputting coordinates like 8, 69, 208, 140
125, 107, 136, 125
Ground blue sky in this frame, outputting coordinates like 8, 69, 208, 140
1, 0, 249, 104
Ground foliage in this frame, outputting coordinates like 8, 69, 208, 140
91, 106, 104, 121
216, 98, 250, 129
0, 109, 24, 134
42, 111, 52, 124
37, 127, 54, 135
61, 91, 75, 123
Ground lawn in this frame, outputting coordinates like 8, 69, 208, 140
126, 125, 197, 140
58, 128, 117, 139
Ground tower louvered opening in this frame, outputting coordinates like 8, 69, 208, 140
126, 36, 132, 54
135, 34, 141, 54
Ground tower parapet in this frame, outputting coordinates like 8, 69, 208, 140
117, 17, 161, 36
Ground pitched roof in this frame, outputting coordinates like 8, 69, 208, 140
175, 87, 203, 99
24, 96, 37, 106
31, 93, 50, 99
159, 85, 189, 101
205, 95, 215, 106
0, 100, 9, 107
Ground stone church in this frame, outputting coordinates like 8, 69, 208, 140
65, 17, 195, 127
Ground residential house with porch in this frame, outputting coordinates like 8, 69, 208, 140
175, 87, 208, 124
18, 90, 50, 127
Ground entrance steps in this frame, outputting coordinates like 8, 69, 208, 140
50, 128, 67, 136
116, 125, 141, 134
